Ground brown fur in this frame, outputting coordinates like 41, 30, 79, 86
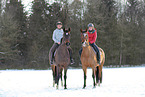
51, 28, 71, 89
80, 29, 105, 88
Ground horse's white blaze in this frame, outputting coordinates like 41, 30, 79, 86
82, 41, 87, 47
66, 33, 68, 35
83, 33, 87, 37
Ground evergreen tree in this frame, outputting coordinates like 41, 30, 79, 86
28, 0, 49, 68
123, 0, 144, 64
0, 0, 19, 66
8, 0, 28, 66
67, 0, 84, 66
84, 0, 119, 65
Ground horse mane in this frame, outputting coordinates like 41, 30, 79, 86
60, 38, 63, 44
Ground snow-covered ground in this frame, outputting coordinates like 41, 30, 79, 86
0, 67, 145, 97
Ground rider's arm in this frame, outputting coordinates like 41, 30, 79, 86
90, 30, 97, 44
52, 30, 59, 43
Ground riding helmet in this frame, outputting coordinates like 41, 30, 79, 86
56, 21, 62, 26
88, 23, 94, 27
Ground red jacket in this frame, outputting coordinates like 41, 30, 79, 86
87, 29, 97, 44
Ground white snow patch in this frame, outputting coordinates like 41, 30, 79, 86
0, 67, 145, 97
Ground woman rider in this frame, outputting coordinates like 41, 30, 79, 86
79, 23, 100, 65
49, 21, 74, 65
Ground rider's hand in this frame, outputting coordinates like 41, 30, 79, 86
58, 42, 60, 44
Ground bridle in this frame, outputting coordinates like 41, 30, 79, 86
63, 32, 70, 46
81, 33, 89, 47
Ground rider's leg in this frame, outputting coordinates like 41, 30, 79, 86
67, 46, 74, 64
50, 43, 59, 65
90, 43, 101, 65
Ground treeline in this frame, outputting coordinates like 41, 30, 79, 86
0, 0, 145, 69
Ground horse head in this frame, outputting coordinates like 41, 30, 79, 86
63, 28, 71, 46
80, 29, 89, 47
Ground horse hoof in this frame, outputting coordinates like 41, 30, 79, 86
83, 87, 86, 89
93, 86, 96, 89
98, 84, 100, 87
56, 85, 59, 89
64, 88, 67, 89
96, 83, 100, 87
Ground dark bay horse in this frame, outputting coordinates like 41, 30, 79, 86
80, 29, 105, 88
51, 28, 71, 89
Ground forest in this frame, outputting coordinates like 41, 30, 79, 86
0, 0, 145, 69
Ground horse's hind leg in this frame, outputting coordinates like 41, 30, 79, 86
53, 70, 55, 87
52, 65, 56, 87
100, 71, 103, 83
56, 66, 60, 89
96, 66, 101, 86
61, 68, 63, 87
64, 69, 67, 89
92, 68, 96, 88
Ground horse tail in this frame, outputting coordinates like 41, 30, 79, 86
55, 65, 61, 84
96, 66, 99, 83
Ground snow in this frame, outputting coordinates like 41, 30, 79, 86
0, 67, 145, 97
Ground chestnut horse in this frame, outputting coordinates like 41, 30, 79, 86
50, 28, 71, 89
80, 29, 105, 88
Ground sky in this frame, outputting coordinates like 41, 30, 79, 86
21, 0, 127, 14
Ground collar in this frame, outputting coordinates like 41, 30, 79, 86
88, 29, 95, 34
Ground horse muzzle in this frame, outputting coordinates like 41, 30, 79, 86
66, 42, 70, 46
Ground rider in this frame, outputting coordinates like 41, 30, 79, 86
49, 21, 74, 65
79, 23, 100, 65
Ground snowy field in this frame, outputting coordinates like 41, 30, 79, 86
0, 67, 145, 97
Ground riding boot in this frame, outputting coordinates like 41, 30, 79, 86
90, 43, 101, 65
67, 47, 75, 64
49, 43, 59, 65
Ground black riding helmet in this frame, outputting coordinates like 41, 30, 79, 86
56, 21, 62, 26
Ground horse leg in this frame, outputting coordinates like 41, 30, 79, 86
97, 66, 101, 86
100, 71, 103, 83
96, 66, 99, 86
53, 70, 55, 87
99, 68, 101, 86
64, 68, 67, 89
52, 65, 56, 87
92, 68, 96, 88
61, 68, 63, 87
83, 68, 87, 89
56, 66, 60, 89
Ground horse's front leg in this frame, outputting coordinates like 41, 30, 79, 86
83, 68, 87, 89
64, 68, 67, 89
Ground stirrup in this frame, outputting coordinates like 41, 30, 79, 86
50, 60, 53, 65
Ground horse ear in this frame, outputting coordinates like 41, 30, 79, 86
63, 28, 65, 32
85, 28, 87, 32
80, 29, 82, 33
68, 28, 71, 32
